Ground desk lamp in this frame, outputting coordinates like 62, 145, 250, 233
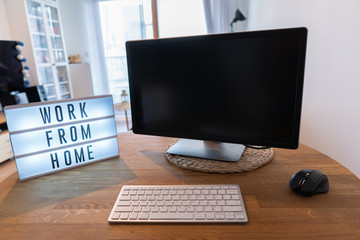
230, 9, 246, 32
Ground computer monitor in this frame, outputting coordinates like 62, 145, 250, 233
126, 27, 307, 161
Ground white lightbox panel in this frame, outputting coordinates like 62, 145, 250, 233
4, 95, 120, 180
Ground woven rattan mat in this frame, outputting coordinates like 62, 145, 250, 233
165, 141, 274, 173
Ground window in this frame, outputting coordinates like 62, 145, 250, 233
99, 0, 155, 103
99, 0, 206, 103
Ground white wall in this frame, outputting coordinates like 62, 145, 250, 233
58, 0, 91, 64
0, 0, 12, 40
248, 0, 360, 178
58, 0, 110, 95
157, 0, 207, 37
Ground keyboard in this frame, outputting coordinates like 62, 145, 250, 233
108, 184, 248, 223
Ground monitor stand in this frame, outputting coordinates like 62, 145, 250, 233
166, 139, 245, 162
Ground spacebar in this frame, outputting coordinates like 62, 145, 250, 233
149, 213, 193, 220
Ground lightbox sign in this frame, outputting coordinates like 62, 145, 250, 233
4, 95, 119, 180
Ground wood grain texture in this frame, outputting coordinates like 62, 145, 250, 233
0, 132, 359, 240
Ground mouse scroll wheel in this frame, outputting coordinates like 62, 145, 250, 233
305, 172, 310, 177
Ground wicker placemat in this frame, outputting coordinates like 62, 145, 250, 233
165, 141, 274, 173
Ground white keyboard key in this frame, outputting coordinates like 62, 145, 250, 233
169, 207, 177, 212
194, 212, 205, 220
205, 206, 213, 212
227, 189, 238, 194
206, 212, 215, 220
133, 207, 142, 212
218, 190, 226, 194
129, 213, 138, 220
223, 206, 243, 212
111, 212, 120, 220
213, 206, 222, 212
195, 206, 204, 212
235, 214, 246, 220
232, 195, 240, 200
223, 195, 231, 200
117, 201, 131, 206
151, 207, 159, 213
115, 206, 133, 212
120, 212, 129, 220
209, 200, 217, 206
138, 213, 149, 220
150, 212, 193, 220
191, 200, 199, 206
215, 213, 225, 220
215, 195, 222, 200
119, 195, 131, 201
210, 190, 217, 194
160, 207, 168, 212
178, 206, 186, 212
142, 207, 151, 212
226, 200, 242, 206
186, 206, 195, 212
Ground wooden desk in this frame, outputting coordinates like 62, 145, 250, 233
0, 132, 359, 240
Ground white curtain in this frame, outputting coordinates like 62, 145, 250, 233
83, 0, 110, 95
203, 0, 231, 33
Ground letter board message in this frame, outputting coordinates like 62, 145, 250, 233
4, 95, 119, 180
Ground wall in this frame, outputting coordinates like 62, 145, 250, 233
0, 0, 12, 40
58, 0, 109, 95
157, 0, 207, 37
248, 0, 360, 178
58, 0, 90, 64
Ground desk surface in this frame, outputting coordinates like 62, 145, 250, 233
0, 132, 359, 240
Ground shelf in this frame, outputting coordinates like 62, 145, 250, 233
54, 63, 67, 67
28, 15, 42, 20
8, 0, 73, 100
32, 32, 46, 36
34, 47, 49, 51
38, 63, 52, 67
47, 96, 57, 101
50, 34, 62, 38
48, 19, 59, 23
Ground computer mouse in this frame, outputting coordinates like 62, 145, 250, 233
289, 169, 329, 196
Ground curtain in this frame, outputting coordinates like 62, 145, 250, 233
203, 0, 231, 33
83, 0, 110, 95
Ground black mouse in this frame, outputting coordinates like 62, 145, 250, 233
289, 169, 329, 196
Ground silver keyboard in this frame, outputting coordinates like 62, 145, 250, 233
108, 184, 248, 223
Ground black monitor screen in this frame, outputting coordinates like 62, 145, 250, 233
126, 28, 307, 149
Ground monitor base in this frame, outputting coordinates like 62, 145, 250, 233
166, 139, 245, 162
